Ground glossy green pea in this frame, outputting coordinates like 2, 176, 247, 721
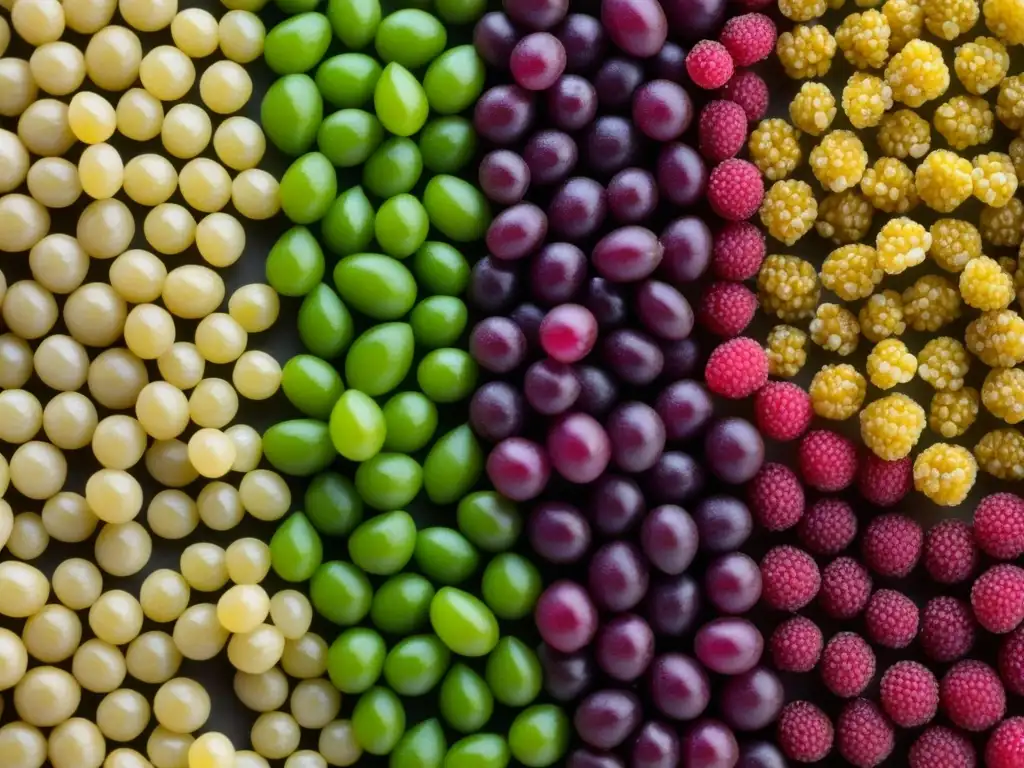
370, 574, 434, 634
382, 392, 437, 453
374, 63, 429, 138
413, 242, 470, 295
410, 296, 467, 349
353, 687, 406, 756
390, 719, 446, 768
482, 554, 542, 620
419, 118, 477, 174
423, 424, 483, 505
275, 0, 318, 14
508, 706, 569, 768
423, 175, 491, 242
415, 527, 478, 585
334, 254, 417, 320
328, 627, 385, 693
383, 635, 451, 696
355, 454, 423, 511
375, 195, 429, 259
281, 354, 344, 419
435, 0, 486, 23
281, 152, 337, 224
364, 138, 423, 198
316, 54, 382, 108
429, 587, 499, 657
305, 471, 364, 536
261, 75, 323, 156
348, 509, 417, 574
329, 389, 386, 462
266, 226, 324, 296
418, 349, 478, 403
317, 110, 383, 168
456, 492, 521, 552
375, 10, 446, 69
310, 561, 373, 625
345, 323, 415, 396
485, 637, 542, 707
439, 664, 493, 733
264, 13, 332, 75
326, 0, 381, 49
269, 512, 323, 582
298, 284, 354, 359
444, 735, 510, 768
321, 186, 375, 257
423, 46, 485, 115
262, 419, 335, 477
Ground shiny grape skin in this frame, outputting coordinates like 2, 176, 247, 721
593, 58, 645, 110
704, 552, 762, 614
487, 436, 551, 501
535, 579, 599, 653
568, 749, 626, 768
656, 380, 712, 442
574, 689, 644, 750
607, 168, 659, 224
592, 226, 664, 283
474, 12, 521, 69
694, 617, 764, 675
607, 401, 666, 473
632, 721, 680, 768
635, 280, 694, 340
682, 720, 739, 768
603, 331, 664, 386
649, 653, 710, 720
640, 504, 699, 575
661, 338, 701, 379
479, 149, 531, 205
646, 574, 701, 637
588, 474, 644, 536
504, 0, 569, 31
487, 202, 549, 261
584, 277, 629, 330
528, 501, 591, 563
511, 302, 545, 351
694, 496, 753, 552
469, 256, 521, 313
575, 365, 620, 418
595, 613, 656, 682
704, 418, 765, 485
549, 177, 607, 242
632, 80, 693, 142
531, 243, 587, 306
555, 14, 606, 73
656, 143, 707, 207
524, 358, 581, 415
719, 667, 785, 732
644, 451, 706, 504
470, 381, 525, 443
524, 130, 578, 185
651, 42, 687, 82
660, 216, 712, 284
548, 412, 612, 484
738, 742, 788, 768
665, 0, 727, 42
470, 316, 527, 373
586, 116, 639, 177
540, 644, 595, 702
588, 541, 649, 613
474, 84, 536, 145
548, 76, 599, 132
511, 32, 568, 91
601, 0, 668, 58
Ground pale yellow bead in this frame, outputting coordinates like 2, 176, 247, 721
238, 469, 291, 521
195, 313, 247, 364
200, 61, 252, 115
281, 632, 328, 679
229, 284, 280, 333
92, 415, 147, 470
12, 0, 65, 46
29, 42, 86, 96
189, 733, 234, 768
0, 196, 50, 254
69, 92, 117, 145
218, 584, 270, 634
42, 491, 98, 543
78, 143, 123, 200
197, 481, 243, 530
72, 639, 126, 693
0, 59, 38, 119
232, 170, 281, 220
226, 538, 271, 584
213, 117, 265, 171
226, 424, 262, 472
291, 678, 341, 730
179, 158, 232, 213
189, 378, 239, 428
7, 512, 48, 561
141, 46, 195, 101
43, 392, 98, 451
270, 590, 313, 640
90, 590, 144, 646
180, 543, 228, 591
237, 752, 272, 768
66, 283, 129, 347
34, 334, 89, 391
136, 381, 190, 440
9, 441, 66, 500
158, 342, 206, 389
286, 751, 328, 768
196, 212, 245, 267
163, 265, 225, 319
123, 154, 178, 207
146, 489, 198, 539
26, 157, 82, 209
64, 0, 117, 33
51, 558, 102, 611
146, 439, 199, 489
48, 718, 106, 768
2, 280, 56, 338
171, 8, 218, 57
0, 389, 42, 443
250, 712, 300, 760
124, 303, 177, 359
233, 667, 288, 712
161, 104, 211, 159
0, 722, 47, 768
0, 627, 27, 688
105, 747, 154, 768
0, 16, 7, 56
17, 99, 74, 157
110, 249, 167, 303
116, 89, 164, 142
85, 26, 142, 92
154, 678, 210, 735
145, 203, 196, 256
126, 631, 181, 684
189, 429, 236, 479
120, 0, 177, 31
219, 11, 265, 63
229, 625, 285, 675
233, 351, 282, 400
172, 603, 228, 661
29, 234, 88, 291
140, 570, 190, 624
0, 129, 29, 193
14, 666, 79, 726
88, 349, 148, 410
23, 605, 80, 664
148, 727, 193, 768
94, 521, 151, 577
86, 469, 143, 524
76, 199, 135, 259
319, 721, 361, 767
96, 689, 150, 742
0, 471, 8, 508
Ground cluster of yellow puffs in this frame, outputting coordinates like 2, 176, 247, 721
757, 0, 1024, 506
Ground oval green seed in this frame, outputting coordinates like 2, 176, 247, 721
370, 574, 434, 635
374, 62, 429, 138
310, 560, 373, 626
456, 492, 521, 552
383, 635, 451, 696
262, 419, 335, 477
485, 636, 542, 708
382, 392, 438, 453
333, 253, 417, 320
321, 186, 376, 257
260, 74, 322, 156
429, 587, 499, 657
345, 323, 415, 397
326, 0, 381, 49
352, 687, 406, 755
316, 54, 382, 108
348, 509, 417, 575
328, 627, 385, 693
281, 354, 344, 420
297, 283, 354, 359
280, 152, 337, 224
305, 472, 364, 537
439, 663, 493, 733
264, 13, 332, 75
269, 512, 323, 582
414, 527, 479, 585
329, 389, 386, 462
423, 424, 483, 505
266, 226, 324, 297
354, 453, 423, 511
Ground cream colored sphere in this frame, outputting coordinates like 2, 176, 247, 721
172, 603, 228, 661
97, 689, 150, 743
27, 157, 82, 209
0, 627, 28, 689
200, 61, 252, 115
281, 632, 328, 679
226, 538, 271, 584
105, 748, 154, 768
226, 424, 262, 472
319, 721, 362, 767
229, 284, 280, 333
34, 334, 89, 391
85, 26, 142, 92
126, 631, 181, 684
29, 234, 88, 291
68, 91, 117, 145
145, 439, 199, 489
147, 727, 193, 768
0, 722, 47, 768
238, 469, 291, 521
48, 718, 108, 768
0, 389, 42, 444
0, 335, 32, 389
29, 42, 86, 96
250, 712, 300, 760
188, 428, 236, 479
22, 605, 81, 664
90, 589, 144, 645
217, 584, 270, 634
270, 590, 313, 640
110, 249, 167, 303
7, 512, 48, 561
0, 196, 50, 254
140, 46, 195, 102
14, 666, 80, 726
11, 0, 65, 46
123, 154, 178, 207
144, 203, 196, 256
195, 313, 247, 364
136, 381, 189, 440
197, 481, 244, 530
157, 342, 205, 389
51, 558, 102, 610
162, 265, 224, 319
188, 377, 238, 428
116, 88, 163, 142
17, 99, 74, 157
180, 543, 227, 592
88, 349, 148, 409
196, 212, 245, 267
92, 415, 147, 470
146, 489, 198, 540
140, 569, 190, 623
232, 169, 280, 220
77, 199, 135, 259
9, 441, 66, 500
228, 624, 285, 675
79, 142, 124, 200
3, 280, 56, 337
120, 0, 177, 31
42, 491, 98, 543
66, 283, 129, 347
71, 638, 127, 693
94, 521, 152, 577
161, 104, 211, 159
124, 303, 176, 359
0, 59, 38, 118
43, 392, 98, 451
213, 117, 265, 171
179, 158, 232, 213
170, 8, 218, 57
233, 667, 288, 713
189, 732, 235, 768
233, 351, 282, 400
219, 11, 265, 63
153, 678, 210, 734
291, 678, 342, 729
0, 129, 29, 193
64, 0, 117, 33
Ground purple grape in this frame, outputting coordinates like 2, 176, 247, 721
604, 331, 664, 386
475, 85, 535, 144
738, 742, 787, 768
635, 281, 694, 340
644, 452, 705, 503
529, 501, 591, 563
592, 226, 663, 283
649, 653, 710, 720
504, 0, 568, 30
705, 553, 762, 614
511, 302, 545, 351
540, 645, 594, 701
694, 496, 752, 553
535, 580, 598, 653
588, 541, 649, 612
601, 0, 668, 57
661, 339, 701, 379
469, 256, 520, 312
694, 618, 763, 676
540, 303, 599, 363
594, 59, 645, 110
633, 80, 692, 142
641, 505, 698, 575
651, 42, 687, 82
719, 668, 784, 731
487, 203, 548, 261
576, 365, 620, 418
682, 720, 739, 768
479, 150, 531, 205
631, 722, 680, 768
656, 380, 712, 442
524, 130, 578, 185
660, 216, 711, 283
548, 412, 612, 484
606, 402, 665, 473
511, 32, 567, 90
607, 169, 658, 224
487, 437, 551, 501
596, 614, 655, 682
555, 14, 606, 73
656, 144, 707, 207
470, 317, 527, 373
664, 0, 726, 42
525, 359, 581, 415
569, 750, 625, 768
548, 76, 598, 131
584, 278, 628, 329
470, 382, 525, 443
586, 117, 638, 176
474, 12, 520, 69
588, 474, 644, 535
575, 689, 643, 750
549, 177, 607, 241
646, 575, 700, 637
704, 418, 764, 484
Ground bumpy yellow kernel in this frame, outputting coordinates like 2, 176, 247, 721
980, 198, 1024, 246
883, 0, 925, 48
809, 303, 861, 355
877, 110, 931, 160
973, 153, 1019, 207
860, 393, 926, 459
999, 256, 1017, 275
885, 39, 950, 107
997, 75, 1024, 130
915, 150, 974, 212
789, 81, 837, 136
934, 95, 994, 150
821, 244, 883, 301
815, 190, 874, 243
929, 218, 981, 272
959, 255, 1014, 310
842, 72, 893, 128
967, 310, 1024, 367
759, 180, 818, 245
780, 0, 828, 20
766, 325, 809, 377
749, 119, 802, 181
954, 36, 1009, 94
982, 367, 1024, 424
983, 0, 1024, 45
1010, 138, 1024, 178
777, 25, 838, 79
836, 10, 891, 68
930, 388, 979, 437
866, 339, 917, 389
918, 337, 970, 390
810, 364, 867, 420
923, 0, 979, 39
1014, 260, 1024, 305
914, 443, 977, 505
757, 255, 821, 321
875, 217, 930, 274
975, 428, 1024, 479
861, 159, 918, 214
860, 290, 907, 341
810, 130, 869, 192
902, 275, 962, 331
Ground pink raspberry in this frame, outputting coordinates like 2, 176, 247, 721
856, 454, 912, 507
909, 727, 977, 768
754, 381, 812, 443
777, 701, 833, 763
821, 632, 875, 698
719, 13, 776, 66
836, 699, 894, 768
747, 462, 804, 531
819, 557, 872, 619
698, 281, 757, 336
798, 498, 856, 556
719, 69, 768, 121
974, 492, 1024, 560
707, 159, 764, 220
879, 661, 939, 728
998, 625, 1024, 696
770, 616, 822, 673
798, 430, 857, 492
865, 589, 919, 649
986, 717, 1024, 768
704, 337, 767, 399
923, 519, 978, 584
861, 514, 922, 579
921, 597, 976, 663
712, 221, 765, 281
698, 100, 748, 162
685, 40, 735, 90
940, 660, 1006, 732
972, 564, 1024, 634
760, 545, 820, 612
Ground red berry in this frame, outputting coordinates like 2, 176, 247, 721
909, 727, 977, 768
798, 498, 856, 556
921, 596, 976, 663
819, 557, 872, 619
685, 40, 735, 90
974, 492, 1024, 560
836, 699, 895, 768
719, 13, 777, 66
972, 564, 1024, 634
865, 589, 919, 649
879, 661, 939, 728
712, 220, 765, 281
798, 430, 857, 492
760, 545, 820, 612
707, 158, 764, 220
940, 660, 1006, 732
770, 616, 822, 673
704, 337, 767, 399
820, 632, 875, 698
923, 519, 978, 584
698, 100, 748, 162
856, 454, 912, 507
698, 281, 757, 337
861, 514, 922, 579
719, 69, 768, 121
777, 701, 833, 763
747, 462, 804, 532
986, 717, 1024, 768
998, 625, 1024, 696
754, 381, 812, 443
